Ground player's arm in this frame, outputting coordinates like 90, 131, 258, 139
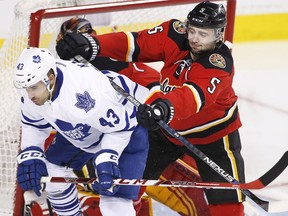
96, 28, 165, 62
88, 120, 133, 196
86, 74, 147, 195
20, 96, 52, 149
56, 20, 172, 63
17, 96, 51, 196
137, 64, 233, 129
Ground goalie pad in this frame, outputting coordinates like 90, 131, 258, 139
146, 154, 211, 216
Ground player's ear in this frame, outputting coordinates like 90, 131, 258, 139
47, 69, 56, 86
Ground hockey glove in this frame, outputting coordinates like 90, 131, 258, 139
136, 98, 174, 131
17, 146, 48, 197
56, 32, 100, 61
92, 149, 121, 196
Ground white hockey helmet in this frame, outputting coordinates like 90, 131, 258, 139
14, 47, 57, 89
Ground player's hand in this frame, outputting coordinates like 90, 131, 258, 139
17, 146, 48, 197
56, 32, 100, 61
136, 99, 174, 131
92, 149, 121, 196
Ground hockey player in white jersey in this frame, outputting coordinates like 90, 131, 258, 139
14, 47, 150, 216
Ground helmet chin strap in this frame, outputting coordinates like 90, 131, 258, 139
43, 73, 56, 104
47, 82, 56, 103
45, 70, 57, 103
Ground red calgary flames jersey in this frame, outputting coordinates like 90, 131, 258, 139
96, 19, 242, 145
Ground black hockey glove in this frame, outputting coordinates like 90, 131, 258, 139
136, 99, 174, 131
56, 32, 100, 61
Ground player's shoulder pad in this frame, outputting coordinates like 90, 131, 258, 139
196, 43, 233, 74
167, 19, 189, 51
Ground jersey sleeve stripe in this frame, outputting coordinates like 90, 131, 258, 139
121, 111, 136, 132
132, 82, 139, 96
116, 75, 130, 105
21, 111, 44, 123
183, 82, 205, 113
146, 81, 160, 90
125, 32, 135, 62
178, 102, 238, 136
144, 86, 162, 103
117, 75, 130, 94
21, 120, 51, 129
130, 106, 137, 119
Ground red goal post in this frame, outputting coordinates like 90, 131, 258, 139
0, 0, 236, 215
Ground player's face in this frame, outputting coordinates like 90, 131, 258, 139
186, 26, 217, 56
25, 81, 50, 105
56, 24, 96, 43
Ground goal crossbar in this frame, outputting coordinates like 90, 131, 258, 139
29, 0, 236, 47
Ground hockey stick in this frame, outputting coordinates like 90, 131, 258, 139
107, 77, 269, 211
41, 148, 288, 190
73, 55, 284, 211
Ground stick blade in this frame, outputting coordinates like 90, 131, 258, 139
259, 151, 288, 187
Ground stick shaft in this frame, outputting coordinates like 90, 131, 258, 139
39, 177, 261, 190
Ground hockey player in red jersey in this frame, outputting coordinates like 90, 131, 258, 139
57, 2, 246, 215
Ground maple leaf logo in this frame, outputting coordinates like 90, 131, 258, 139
75, 91, 96, 112
33, 55, 41, 63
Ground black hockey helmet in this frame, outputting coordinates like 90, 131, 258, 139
187, 1, 226, 29
60, 17, 93, 35
57, 17, 94, 43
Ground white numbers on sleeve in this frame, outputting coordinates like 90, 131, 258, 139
207, 77, 221, 94
148, 26, 164, 35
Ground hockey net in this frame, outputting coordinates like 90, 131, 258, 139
0, 0, 235, 215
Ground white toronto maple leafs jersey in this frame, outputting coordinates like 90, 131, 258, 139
20, 59, 150, 155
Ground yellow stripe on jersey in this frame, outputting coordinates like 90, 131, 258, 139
82, 164, 90, 178
124, 32, 135, 62
144, 85, 162, 103
183, 83, 202, 113
81, 164, 95, 191
223, 135, 243, 202
179, 101, 238, 136
176, 158, 199, 175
